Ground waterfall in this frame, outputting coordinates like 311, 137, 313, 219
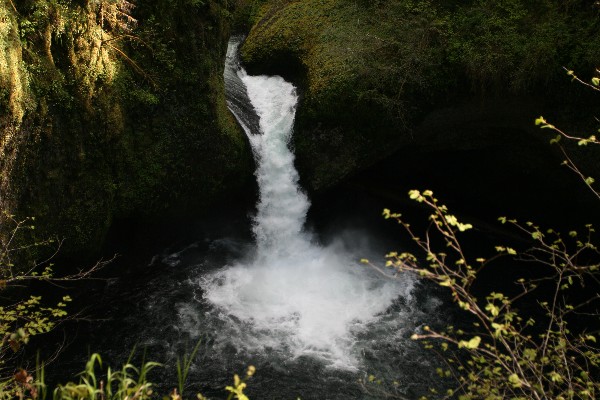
243, 67, 311, 261
200, 37, 407, 368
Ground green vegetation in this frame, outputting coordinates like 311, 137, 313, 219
240, 0, 600, 191
0, 0, 254, 259
1, 0, 599, 398
535, 68, 600, 200
361, 73, 600, 399
376, 191, 599, 399
176, 340, 202, 398
1, 352, 255, 399
52, 354, 160, 400
0, 354, 256, 400
0, 210, 107, 394
0, 213, 67, 370
0, 210, 257, 399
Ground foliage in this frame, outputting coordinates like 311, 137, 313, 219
0, 351, 255, 400
52, 353, 160, 400
368, 74, 600, 399
0, 211, 113, 397
241, 0, 600, 192
224, 365, 255, 400
0, 213, 69, 375
377, 190, 599, 399
536, 68, 600, 201
243, 0, 600, 110
0, 0, 34, 124
176, 340, 202, 398
1, 0, 254, 258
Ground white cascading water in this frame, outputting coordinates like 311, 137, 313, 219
200, 38, 410, 368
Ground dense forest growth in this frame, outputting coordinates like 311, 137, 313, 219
0, 0, 599, 398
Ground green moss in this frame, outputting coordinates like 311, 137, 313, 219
1, 0, 254, 259
240, 0, 600, 190
445, 0, 600, 91
240, 0, 445, 189
0, 2, 34, 125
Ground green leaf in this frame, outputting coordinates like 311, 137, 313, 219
585, 335, 596, 343
439, 279, 452, 287
457, 222, 473, 232
549, 371, 563, 383
458, 336, 481, 349
485, 303, 500, 317
445, 215, 458, 226
523, 348, 537, 361
409, 190, 421, 200
508, 373, 522, 387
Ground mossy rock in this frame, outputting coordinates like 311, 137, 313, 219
0, 0, 255, 262
240, 0, 600, 191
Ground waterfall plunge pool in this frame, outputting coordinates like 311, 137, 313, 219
46, 37, 451, 399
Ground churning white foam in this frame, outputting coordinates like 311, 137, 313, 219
199, 48, 411, 368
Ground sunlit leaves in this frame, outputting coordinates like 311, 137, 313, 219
495, 246, 517, 254
508, 373, 522, 388
485, 303, 500, 317
382, 208, 401, 219
409, 189, 423, 201
535, 116, 555, 129
578, 135, 597, 146
226, 375, 249, 400
379, 188, 600, 400
458, 336, 481, 350
523, 348, 537, 361
445, 215, 473, 231
584, 335, 596, 343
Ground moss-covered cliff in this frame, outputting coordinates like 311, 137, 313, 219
0, 0, 254, 259
240, 0, 600, 191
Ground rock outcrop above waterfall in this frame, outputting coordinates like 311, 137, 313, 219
240, 0, 600, 202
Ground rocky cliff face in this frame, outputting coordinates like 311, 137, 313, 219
240, 0, 600, 197
2, 0, 598, 261
0, 0, 254, 259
